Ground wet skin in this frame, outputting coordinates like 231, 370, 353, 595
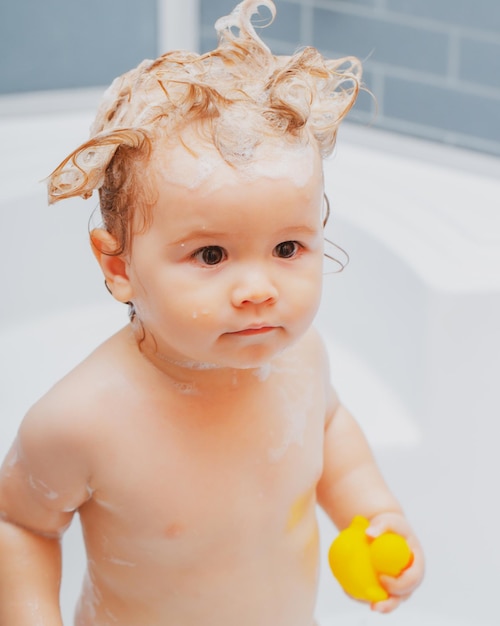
0, 138, 423, 625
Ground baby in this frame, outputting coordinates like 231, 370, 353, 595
0, 1, 424, 625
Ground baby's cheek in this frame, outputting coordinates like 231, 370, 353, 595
291, 281, 322, 326
189, 308, 213, 322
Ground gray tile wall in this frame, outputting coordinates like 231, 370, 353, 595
2, 1, 498, 157
200, 0, 500, 156
0, 0, 158, 94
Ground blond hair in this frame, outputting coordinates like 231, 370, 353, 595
47, 0, 361, 253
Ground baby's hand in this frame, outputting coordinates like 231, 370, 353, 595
366, 512, 425, 613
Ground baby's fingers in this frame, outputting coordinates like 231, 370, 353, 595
370, 566, 422, 614
380, 567, 421, 598
371, 595, 405, 614
368, 573, 411, 614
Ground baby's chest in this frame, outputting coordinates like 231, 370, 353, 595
86, 384, 325, 549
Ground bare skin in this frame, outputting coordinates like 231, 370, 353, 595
0, 139, 424, 626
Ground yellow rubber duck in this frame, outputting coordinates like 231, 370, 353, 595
328, 515, 413, 603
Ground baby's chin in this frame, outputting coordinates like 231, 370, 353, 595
219, 346, 289, 372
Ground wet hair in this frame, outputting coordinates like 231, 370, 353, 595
47, 0, 361, 255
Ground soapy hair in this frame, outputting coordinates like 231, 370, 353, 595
47, 0, 361, 254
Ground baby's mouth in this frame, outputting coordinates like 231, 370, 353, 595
228, 325, 277, 336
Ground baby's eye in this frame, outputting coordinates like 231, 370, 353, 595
274, 241, 300, 259
193, 246, 227, 266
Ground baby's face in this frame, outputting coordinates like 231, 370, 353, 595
124, 136, 325, 370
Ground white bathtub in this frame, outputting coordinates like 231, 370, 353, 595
1, 92, 499, 626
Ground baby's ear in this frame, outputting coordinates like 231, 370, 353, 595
90, 228, 133, 304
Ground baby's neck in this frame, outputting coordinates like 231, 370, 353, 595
133, 339, 274, 396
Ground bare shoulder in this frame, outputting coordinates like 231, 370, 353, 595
0, 329, 143, 529
299, 326, 340, 427
283, 326, 339, 423
19, 328, 140, 456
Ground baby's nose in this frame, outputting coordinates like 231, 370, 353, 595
231, 268, 279, 307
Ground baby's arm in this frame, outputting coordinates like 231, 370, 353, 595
0, 400, 92, 625
0, 517, 64, 625
316, 388, 424, 612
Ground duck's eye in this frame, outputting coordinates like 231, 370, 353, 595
193, 246, 226, 266
274, 241, 299, 259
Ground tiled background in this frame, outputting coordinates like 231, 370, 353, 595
200, 0, 500, 157
0, 0, 158, 93
1, 1, 499, 156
